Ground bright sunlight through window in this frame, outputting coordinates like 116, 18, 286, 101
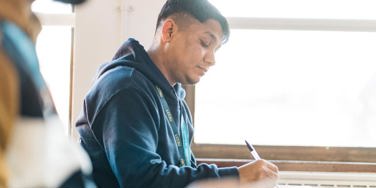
194, 1, 376, 147
32, 0, 72, 130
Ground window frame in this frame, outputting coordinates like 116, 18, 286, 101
35, 10, 75, 135
35, 13, 75, 26
186, 17, 376, 172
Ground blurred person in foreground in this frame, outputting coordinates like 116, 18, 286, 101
76, 0, 279, 187
0, 0, 93, 187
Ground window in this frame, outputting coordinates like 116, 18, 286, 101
32, 0, 73, 133
195, 30, 376, 147
190, 0, 376, 171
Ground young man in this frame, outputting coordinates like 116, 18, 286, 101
0, 0, 92, 187
76, 0, 279, 187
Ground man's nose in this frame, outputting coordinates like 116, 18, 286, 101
204, 51, 216, 66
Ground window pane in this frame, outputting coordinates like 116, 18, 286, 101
195, 29, 376, 147
36, 26, 72, 131
209, 0, 376, 20
32, 0, 72, 14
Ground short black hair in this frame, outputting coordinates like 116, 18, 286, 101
156, 0, 230, 43
54, 0, 86, 4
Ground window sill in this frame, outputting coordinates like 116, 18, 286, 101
197, 158, 376, 173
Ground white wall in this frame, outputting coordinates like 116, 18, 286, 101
71, 0, 164, 134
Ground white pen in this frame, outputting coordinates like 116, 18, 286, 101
245, 140, 261, 160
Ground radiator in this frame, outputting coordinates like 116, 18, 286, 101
278, 171, 376, 188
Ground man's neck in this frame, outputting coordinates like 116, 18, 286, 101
147, 48, 176, 86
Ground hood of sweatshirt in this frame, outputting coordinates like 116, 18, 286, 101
96, 38, 186, 101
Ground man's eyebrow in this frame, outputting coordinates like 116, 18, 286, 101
205, 31, 222, 50
205, 32, 219, 43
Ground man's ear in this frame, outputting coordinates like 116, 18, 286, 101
161, 19, 176, 42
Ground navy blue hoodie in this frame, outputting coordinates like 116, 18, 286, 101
76, 38, 238, 188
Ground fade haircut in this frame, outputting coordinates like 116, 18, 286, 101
156, 0, 230, 43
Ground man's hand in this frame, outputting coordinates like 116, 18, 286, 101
238, 159, 279, 188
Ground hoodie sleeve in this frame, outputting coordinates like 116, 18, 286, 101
90, 87, 238, 188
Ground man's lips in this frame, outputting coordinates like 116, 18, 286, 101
197, 65, 208, 73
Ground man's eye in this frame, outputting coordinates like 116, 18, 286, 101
200, 40, 209, 48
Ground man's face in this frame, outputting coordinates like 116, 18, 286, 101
165, 18, 223, 85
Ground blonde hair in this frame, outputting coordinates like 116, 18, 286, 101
0, 0, 40, 186
0, 155, 8, 188
0, 51, 18, 188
